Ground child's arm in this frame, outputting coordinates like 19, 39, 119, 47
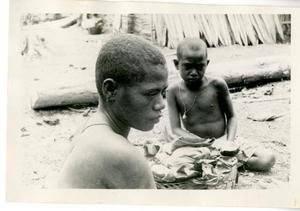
216, 78, 238, 142
166, 84, 208, 144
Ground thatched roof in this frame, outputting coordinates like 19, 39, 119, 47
113, 14, 289, 48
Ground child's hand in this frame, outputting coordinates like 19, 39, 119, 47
220, 141, 239, 156
197, 137, 215, 147
173, 136, 215, 149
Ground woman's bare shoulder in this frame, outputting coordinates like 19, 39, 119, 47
58, 126, 154, 188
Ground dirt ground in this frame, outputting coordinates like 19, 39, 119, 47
18, 25, 290, 189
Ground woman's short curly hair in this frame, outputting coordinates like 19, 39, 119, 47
95, 34, 166, 99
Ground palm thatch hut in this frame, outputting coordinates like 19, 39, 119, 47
110, 14, 290, 49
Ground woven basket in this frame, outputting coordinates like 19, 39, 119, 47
155, 164, 238, 190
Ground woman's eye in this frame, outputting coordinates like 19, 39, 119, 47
161, 90, 166, 99
145, 90, 166, 99
146, 91, 159, 96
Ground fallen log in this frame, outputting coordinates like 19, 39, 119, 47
216, 60, 290, 88
31, 85, 99, 110
31, 54, 290, 110
214, 57, 290, 88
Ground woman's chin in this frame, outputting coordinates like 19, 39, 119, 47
135, 123, 155, 132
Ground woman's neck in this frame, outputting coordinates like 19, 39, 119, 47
98, 103, 130, 138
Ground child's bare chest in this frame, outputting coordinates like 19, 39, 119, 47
177, 86, 219, 115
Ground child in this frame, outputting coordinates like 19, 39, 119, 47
166, 38, 275, 171
57, 34, 168, 188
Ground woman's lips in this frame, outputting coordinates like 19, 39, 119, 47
152, 115, 162, 123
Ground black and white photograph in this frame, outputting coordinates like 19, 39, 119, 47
5, 0, 300, 208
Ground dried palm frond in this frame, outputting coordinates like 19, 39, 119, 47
217, 14, 232, 46
187, 14, 200, 38
227, 14, 243, 45
236, 14, 249, 46
254, 14, 273, 43
261, 14, 276, 42
243, 14, 258, 45
195, 15, 213, 46
173, 15, 185, 42
210, 14, 222, 46
163, 14, 177, 48
150, 14, 284, 48
249, 15, 264, 43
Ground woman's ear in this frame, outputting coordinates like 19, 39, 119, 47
173, 59, 179, 70
102, 78, 118, 103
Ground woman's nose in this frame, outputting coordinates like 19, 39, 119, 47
153, 95, 165, 111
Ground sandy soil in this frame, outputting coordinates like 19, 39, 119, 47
18, 24, 290, 189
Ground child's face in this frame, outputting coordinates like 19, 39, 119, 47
115, 65, 168, 131
177, 48, 209, 86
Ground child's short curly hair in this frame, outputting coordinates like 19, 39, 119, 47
176, 38, 208, 60
95, 34, 166, 99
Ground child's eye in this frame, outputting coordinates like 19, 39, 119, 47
196, 64, 206, 70
183, 64, 206, 71
183, 64, 192, 69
